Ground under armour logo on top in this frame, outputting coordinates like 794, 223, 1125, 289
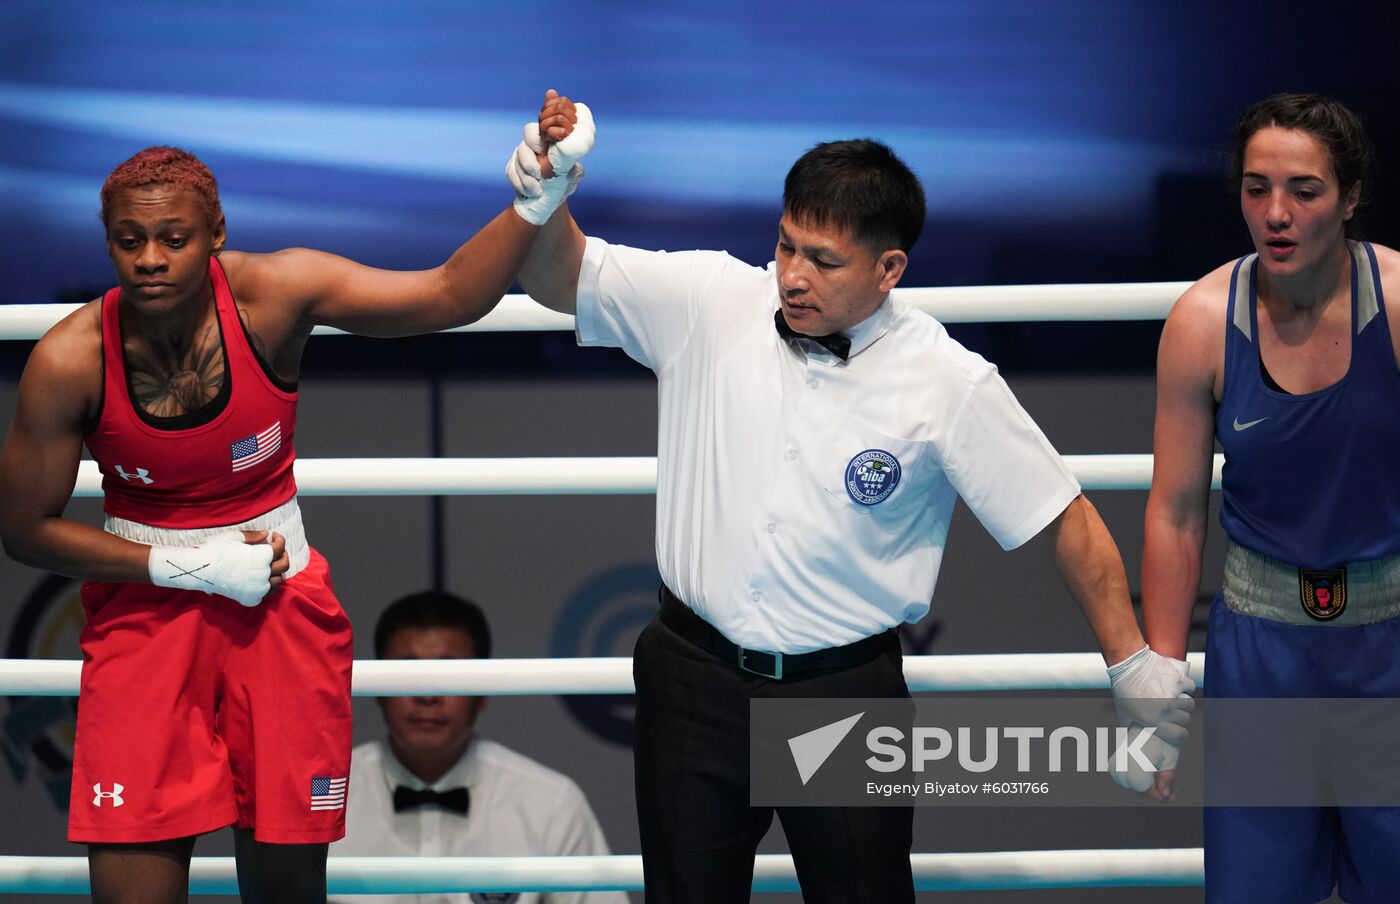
114, 465, 153, 484
92, 783, 125, 807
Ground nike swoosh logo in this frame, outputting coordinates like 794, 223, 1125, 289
1233, 416, 1269, 431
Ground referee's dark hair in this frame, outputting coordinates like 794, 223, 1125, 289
374, 590, 492, 659
784, 138, 926, 253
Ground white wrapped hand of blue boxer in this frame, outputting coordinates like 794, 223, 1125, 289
148, 531, 274, 607
508, 102, 593, 226
1110, 726, 1183, 793
1106, 645, 1195, 792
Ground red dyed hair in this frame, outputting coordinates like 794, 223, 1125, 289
100, 146, 223, 232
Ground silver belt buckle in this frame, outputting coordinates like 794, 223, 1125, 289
739, 647, 783, 680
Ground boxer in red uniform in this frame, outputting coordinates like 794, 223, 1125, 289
0, 90, 593, 904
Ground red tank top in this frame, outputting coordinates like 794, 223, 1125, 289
85, 257, 299, 528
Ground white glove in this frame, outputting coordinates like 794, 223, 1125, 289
1108, 644, 1195, 742
148, 531, 274, 607
1107, 645, 1194, 792
508, 102, 594, 226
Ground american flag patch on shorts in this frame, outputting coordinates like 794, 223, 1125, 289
310, 775, 347, 811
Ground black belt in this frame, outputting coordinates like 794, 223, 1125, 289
659, 585, 896, 680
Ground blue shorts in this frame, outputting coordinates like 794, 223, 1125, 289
1205, 592, 1400, 903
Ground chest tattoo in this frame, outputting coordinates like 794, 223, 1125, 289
126, 321, 225, 418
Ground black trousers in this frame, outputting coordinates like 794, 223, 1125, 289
632, 608, 914, 903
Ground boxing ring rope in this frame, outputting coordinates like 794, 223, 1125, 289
51, 452, 1223, 498
0, 286, 1206, 893
0, 281, 1191, 342
0, 849, 1204, 894
0, 651, 1210, 697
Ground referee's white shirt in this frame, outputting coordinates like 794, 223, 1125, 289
576, 237, 1080, 654
330, 738, 626, 904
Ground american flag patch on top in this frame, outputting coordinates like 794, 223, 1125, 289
230, 422, 281, 473
310, 775, 347, 811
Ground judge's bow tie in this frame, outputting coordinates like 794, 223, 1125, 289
392, 785, 470, 815
774, 309, 850, 361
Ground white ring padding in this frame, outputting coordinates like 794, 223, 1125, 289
0, 652, 1208, 697
0, 281, 1192, 341
0, 848, 1203, 893
63, 453, 1225, 497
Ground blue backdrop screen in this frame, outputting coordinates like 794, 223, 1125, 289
1, 1, 1390, 313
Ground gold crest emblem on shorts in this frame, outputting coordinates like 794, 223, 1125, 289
1298, 568, 1346, 621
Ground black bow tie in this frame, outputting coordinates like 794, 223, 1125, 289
774, 310, 850, 361
393, 785, 470, 815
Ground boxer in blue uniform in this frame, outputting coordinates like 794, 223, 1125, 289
1143, 93, 1400, 903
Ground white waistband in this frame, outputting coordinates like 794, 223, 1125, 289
1222, 541, 1400, 626
105, 497, 311, 580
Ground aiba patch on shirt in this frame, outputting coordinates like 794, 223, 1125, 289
845, 449, 902, 505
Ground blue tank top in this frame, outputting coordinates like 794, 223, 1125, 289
1217, 241, 1400, 568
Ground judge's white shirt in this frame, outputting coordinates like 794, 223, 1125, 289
576, 236, 1080, 653
330, 738, 627, 904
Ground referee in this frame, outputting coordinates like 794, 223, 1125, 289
513, 102, 1189, 903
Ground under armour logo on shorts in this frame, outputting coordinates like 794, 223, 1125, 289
92, 783, 125, 807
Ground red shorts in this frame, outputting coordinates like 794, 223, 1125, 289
69, 548, 352, 845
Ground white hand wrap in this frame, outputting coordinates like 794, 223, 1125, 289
508, 102, 594, 226
148, 531, 274, 608
1109, 726, 1182, 793
1106, 645, 1194, 792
